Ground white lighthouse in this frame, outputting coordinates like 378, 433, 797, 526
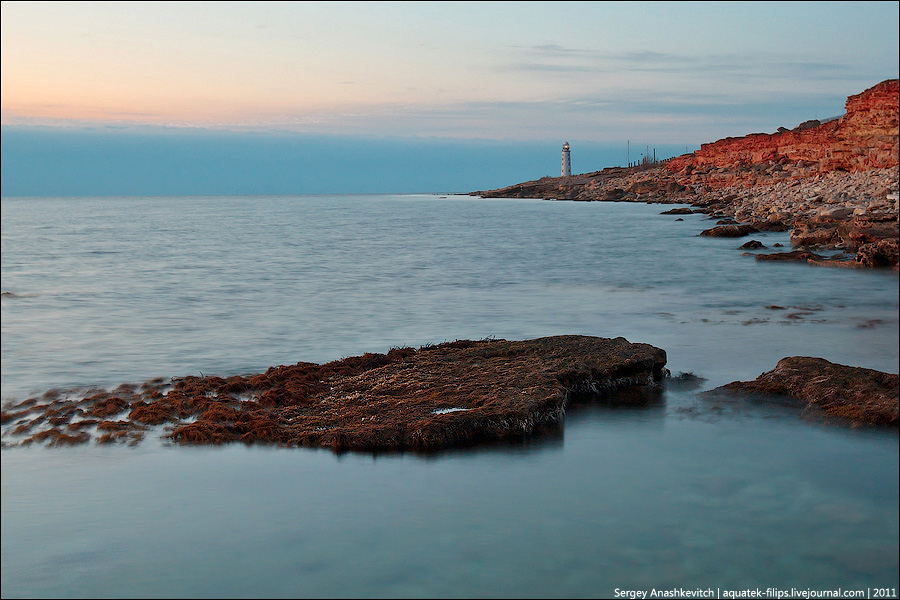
561, 141, 571, 177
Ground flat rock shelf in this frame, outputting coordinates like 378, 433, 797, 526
1, 335, 668, 452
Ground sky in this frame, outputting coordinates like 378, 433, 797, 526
1, 1, 898, 195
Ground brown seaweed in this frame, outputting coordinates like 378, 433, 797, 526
25, 428, 91, 446
1, 336, 668, 451
87, 396, 131, 418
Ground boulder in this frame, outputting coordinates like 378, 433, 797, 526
856, 238, 899, 268
817, 206, 856, 220
699, 224, 759, 237
791, 221, 841, 247
795, 119, 822, 131
753, 219, 791, 232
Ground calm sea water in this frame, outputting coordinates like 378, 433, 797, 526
2, 194, 898, 598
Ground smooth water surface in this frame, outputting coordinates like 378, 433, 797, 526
2, 194, 898, 598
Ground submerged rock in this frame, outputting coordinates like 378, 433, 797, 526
704, 357, 898, 426
1, 336, 667, 452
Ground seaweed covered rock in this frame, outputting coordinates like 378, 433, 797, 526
704, 356, 899, 425
1, 336, 667, 451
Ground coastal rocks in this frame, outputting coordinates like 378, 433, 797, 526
791, 211, 899, 256
844, 213, 900, 249
472, 166, 693, 204
475, 160, 898, 268
739, 240, 765, 249
856, 238, 900, 268
661, 207, 694, 215
704, 357, 899, 426
664, 81, 899, 268
1, 336, 668, 452
683, 167, 898, 267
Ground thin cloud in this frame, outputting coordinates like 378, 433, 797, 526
503, 63, 601, 73
526, 43, 595, 57
501, 47, 860, 82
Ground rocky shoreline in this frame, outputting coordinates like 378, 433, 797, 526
473, 80, 899, 269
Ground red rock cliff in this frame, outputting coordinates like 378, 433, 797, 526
667, 79, 899, 176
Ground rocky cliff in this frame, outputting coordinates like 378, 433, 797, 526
666, 79, 898, 185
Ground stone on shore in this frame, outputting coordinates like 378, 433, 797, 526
1, 336, 667, 451
704, 357, 899, 426
857, 238, 899, 268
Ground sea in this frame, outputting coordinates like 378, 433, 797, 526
1, 193, 898, 599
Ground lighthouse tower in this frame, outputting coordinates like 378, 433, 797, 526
561, 141, 571, 177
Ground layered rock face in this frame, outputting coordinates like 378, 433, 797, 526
667, 79, 898, 181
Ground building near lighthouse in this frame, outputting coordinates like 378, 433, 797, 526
561, 142, 571, 177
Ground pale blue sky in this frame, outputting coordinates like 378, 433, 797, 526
1, 1, 898, 195
3, 1, 898, 140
